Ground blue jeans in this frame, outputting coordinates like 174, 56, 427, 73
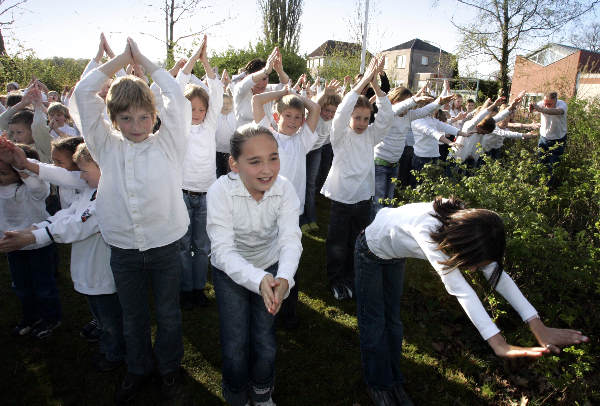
110, 241, 183, 376
326, 199, 372, 286
302, 147, 322, 225
373, 163, 398, 214
7, 243, 61, 324
179, 191, 210, 292
86, 293, 125, 362
355, 233, 406, 390
213, 264, 278, 406
411, 155, 438, 172
538, 135, 567, 186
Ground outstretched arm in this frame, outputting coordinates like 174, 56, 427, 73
251, 87, 288, 124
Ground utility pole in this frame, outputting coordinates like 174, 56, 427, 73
359, 0, 369, 73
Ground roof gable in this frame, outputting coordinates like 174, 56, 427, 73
383, 38, 448, 54
307, 40, 365, 58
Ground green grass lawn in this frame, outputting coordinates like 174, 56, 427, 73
0, 196, 595, 405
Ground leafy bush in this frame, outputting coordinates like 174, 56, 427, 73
391, 96, 600, 403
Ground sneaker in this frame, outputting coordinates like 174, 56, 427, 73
80, 319, 101, 342
193, 289, 209, 307
331, 283, 349, 300
11, 319, 42, 337
32, 320, 61, 339
180, 291, 194, 310
366, 386, 396, 406
392, 384, 414, 406
115, 372, 150, 404
160, 369, 182, 400
94, 353, 124, 372
255, 398, 276, 406
341, 279, 354, 299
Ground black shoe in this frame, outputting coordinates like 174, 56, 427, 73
32, 320, 61, 339
80, 319, 101, 342
331, 282, 349, 300
115, 372, 149, 404
11, 319, 42, 337
366, 386, 397, 406
392, 384, 414, 406
160, 369, 182, 400
193, 289, 209, 307
180, 291, 194, 310
94, 353, 124, 372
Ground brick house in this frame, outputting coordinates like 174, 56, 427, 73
378, 38, 454, 90
306, 40, 370, 77
510, 43, 600, 101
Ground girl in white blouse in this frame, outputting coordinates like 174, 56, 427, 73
355, 197, 589, 405
206, 124, 302, 406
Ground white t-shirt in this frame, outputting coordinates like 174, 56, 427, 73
538, 99, 567, 140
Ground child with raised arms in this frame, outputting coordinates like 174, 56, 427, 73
175, 35, 224, 309
207, 124, 302, 406
70, 37, 191, 402
354, 197, 589, 405
320, 56, 393, 300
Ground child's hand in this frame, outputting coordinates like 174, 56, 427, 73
265, 47, 278, 74
529, 318, 589, 354
271, 277, 289, 316
273, 47, 284, 73
221, 69, 230, 87
523, 131, 539, 139
10, 141, 28, 169
0, 230, 36, 253
101, 33, 116, 58
492, 96, 506, 108
488, 333, 548, 358
95, 33, 105, 62
437, 94, 455, 106
259, 274, 278, 314
169, 58, 187, 77
324, 79, 340, 94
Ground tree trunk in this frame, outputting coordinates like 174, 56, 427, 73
0, 29, 6, 57
499, 0, 510, 97
166, 0, 175, 65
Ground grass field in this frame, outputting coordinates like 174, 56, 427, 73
0, 196, 593, 405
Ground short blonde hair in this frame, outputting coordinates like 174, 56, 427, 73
275, 94, 305, 115
73, 143, 95, 165
317, 93, 342, 109
184, 84, 209, 109
388, 87, 412, 104
106, 75, 156, 127
47, 102, 70, 119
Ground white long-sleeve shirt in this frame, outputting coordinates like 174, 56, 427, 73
311, 116, 332, 151
411, 117, 459, 158
32, 188, 116, 295
206, 173, 302, 296
452, 108, 512, 162
0, 177, 51, 250
177, 73, 224, 192
215, 112, 237, 154
321, 90, 393, 204
374, 99, 441, 163
233, 74, 284, 128
481, 128, 524, 152
32, 159, 87, 209
365, 202, 538, 340
70, 68, 191, 251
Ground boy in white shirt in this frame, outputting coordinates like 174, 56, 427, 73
252, 84, 320, 328
70, 37, 191, 402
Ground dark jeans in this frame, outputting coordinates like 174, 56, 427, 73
538, 135, 567, 186
355, 233, 406, 390
326, 199, 372, 286
317, 143, 333, 192
179, 191, 210, 292
302, 147, 322, 225
412, 155, 438, 172
485, 147, 503, 160
86, 293, 125, 362
439, 144, 451, 161
110, 241, 183, 376
216, 151, 230, 178
213, 264, 278, 406
7, 243, 61, 324
397, 145, 415, 188
373, 163, 398, 214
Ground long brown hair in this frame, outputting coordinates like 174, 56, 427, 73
429, 196, 505, 287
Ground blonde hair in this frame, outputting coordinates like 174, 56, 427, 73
73, 143, 95, 165
353, 95, 373, 112
275, 94, 305, 115
388, 87, 412, 104
184, 84, 209, 109
47, 102, 71, 119
106, 75, 156, 127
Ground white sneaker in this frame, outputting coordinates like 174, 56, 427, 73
255, 398, 276, 406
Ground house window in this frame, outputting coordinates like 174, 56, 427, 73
421, 56, 429, 66
384, 56, 389, 69
396, 55, 406, 68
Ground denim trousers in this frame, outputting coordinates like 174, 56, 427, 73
317, 143, 333, 191
302, 147, 323, 225
326, 199, 372, 285
110, 241, 183, 376
7, 243, 61, 323
354, 233, 406, 390
411, 155, 438, 172
397, 146, 415, 188
86, 293, 125, 362
538, 135, 567, 186
179, 191, 210, 292
373, 164, 398, 214
213, 264, 278, 406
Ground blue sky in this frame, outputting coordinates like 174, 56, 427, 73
3, 0, 597, 77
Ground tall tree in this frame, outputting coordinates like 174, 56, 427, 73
258, 0, 303, 53
0, 0, 28, 56
570, 22, 600, 52
453, 0, 599, 96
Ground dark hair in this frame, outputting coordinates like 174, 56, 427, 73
6, 92, 23, 107
8, 144, 39, 186
8, 109, 33, 127
230, 123, 277, 160
435, 109, 447, 122
467, 99, 475, 104
544, 91, 558, 100
429, 196, 505, 288
476, 115, 496, 133
51, 136, 84, 156
244, 58, 266, 74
